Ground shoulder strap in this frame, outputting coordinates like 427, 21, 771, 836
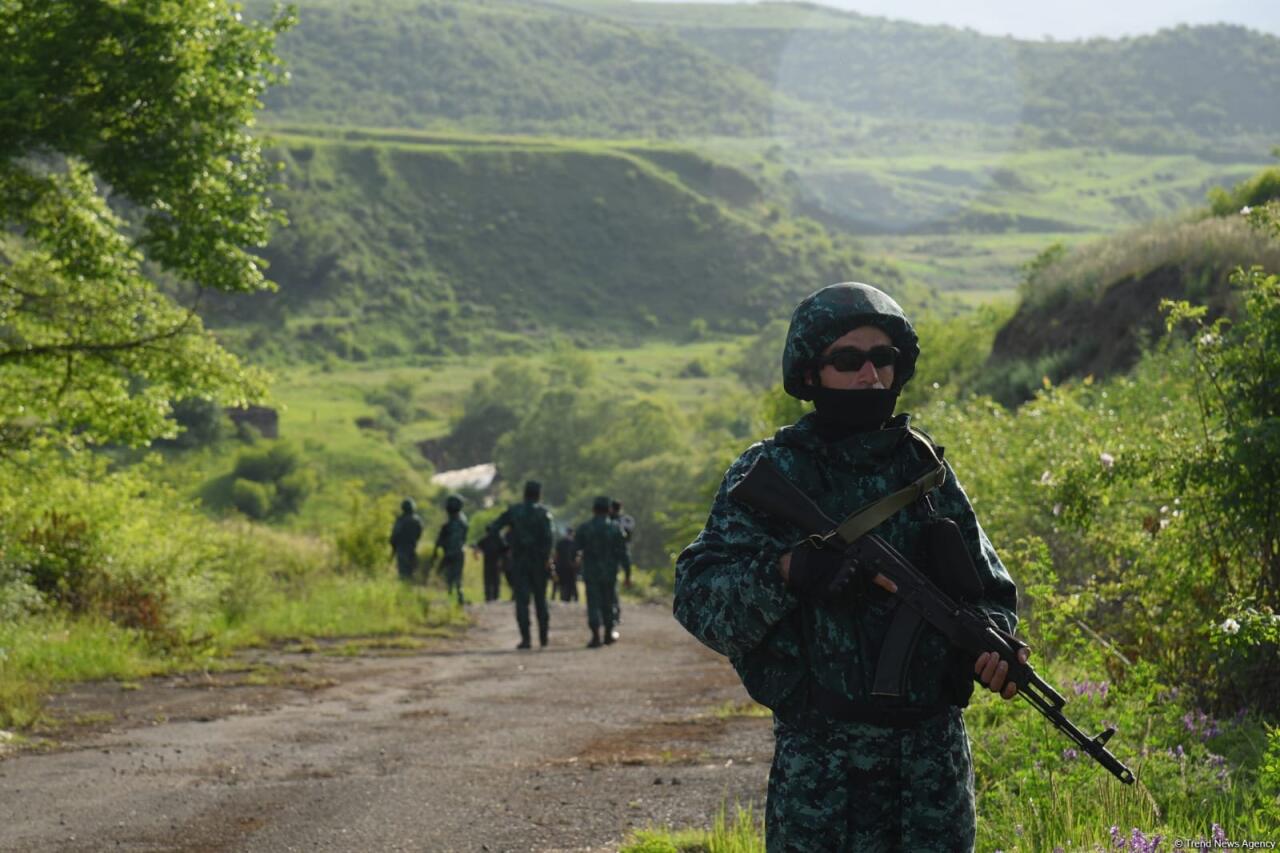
833, 428, 947, 544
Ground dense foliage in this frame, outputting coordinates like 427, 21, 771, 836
0, 0, 292, 453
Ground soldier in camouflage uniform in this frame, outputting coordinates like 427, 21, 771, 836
491, 480, 555, 649
575, 496, 632, 648
673, 282, 1028, 853
554, 526, 579, 602
389, 498, 424, 582
607, 499, 634, 629
433, 494, 469, 605
475, 525, 509, 602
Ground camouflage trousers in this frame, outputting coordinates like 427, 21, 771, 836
766, 708, 974, 853
509, 563, 550, 643
394, 550, 417, 581
583, 577, 617, 631
440, 553, 464, 602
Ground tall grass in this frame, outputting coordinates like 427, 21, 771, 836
1019, 216, 1280, 311
0, 458, 471, 729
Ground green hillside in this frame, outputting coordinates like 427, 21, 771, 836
256, 0, 823, 138
206, 128, 924, 360
254, 0, 1280, 153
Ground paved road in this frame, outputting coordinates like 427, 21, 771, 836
0, 600, 772, 852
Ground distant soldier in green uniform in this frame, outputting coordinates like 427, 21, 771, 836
554, 526, 579, 602
433, 494, 469, 605
673, 282, 1028, 852
389, 497, 424, 582
475, 525, 509, 602
491, 480, 555, 649
576, 496, 631, 648
607, 498, 634, 629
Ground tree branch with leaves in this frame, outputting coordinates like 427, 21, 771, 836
0, 0, 295, 454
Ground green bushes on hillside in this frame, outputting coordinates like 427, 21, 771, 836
0, 453, 461, 728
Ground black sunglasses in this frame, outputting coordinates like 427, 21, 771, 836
816, 345, 900, 372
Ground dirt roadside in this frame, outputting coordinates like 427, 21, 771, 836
0, 600, 773, 852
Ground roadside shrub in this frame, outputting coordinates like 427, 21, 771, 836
233, 441, 301, 483
19, 510, 103, 613
228, 441, 314, 517
275, 467, 318, 516
231, 478, 273, 520
334, 490, 400, 576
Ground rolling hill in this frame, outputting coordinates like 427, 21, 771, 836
204, 128, 926, 361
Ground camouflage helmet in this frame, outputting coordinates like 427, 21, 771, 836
592, 495, 610, 512
444, 494, 463, 514
401, 498, 417, 513
781, 282, 919, 401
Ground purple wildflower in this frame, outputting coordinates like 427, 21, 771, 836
1072, 680, 1111, 700
1213, 823, 1227, 843
1110, 826, 1124, 849
1063, 748, 1079, 761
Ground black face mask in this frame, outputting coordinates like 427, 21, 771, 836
810, 387, 899, 433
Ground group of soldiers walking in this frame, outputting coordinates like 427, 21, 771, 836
389, 481, 635, 650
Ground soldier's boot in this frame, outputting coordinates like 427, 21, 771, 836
538, 625, 549, 648
603, 624, 617, 645
587, 628, 602, 648
516, 629, 532, 650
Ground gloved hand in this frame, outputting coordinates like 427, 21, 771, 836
786, 540, 860, 603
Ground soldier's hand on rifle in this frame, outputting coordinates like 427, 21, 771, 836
780, 549, 897, 598
976, 646, 1031, 700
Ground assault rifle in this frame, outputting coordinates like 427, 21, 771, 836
729, 455, 1136, 785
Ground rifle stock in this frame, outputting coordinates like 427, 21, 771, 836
728, 455, 1136, 785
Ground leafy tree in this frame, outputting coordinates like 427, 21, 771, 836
0, 0, 294, 455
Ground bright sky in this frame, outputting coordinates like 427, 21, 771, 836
647, 0, 1280, 41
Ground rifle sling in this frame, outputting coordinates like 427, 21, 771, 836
833, 428, 946, 546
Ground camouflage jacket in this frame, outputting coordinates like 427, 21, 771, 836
435, 515, 469, 557
673, 412, 1017, 723
574, 515, 631, 584
492, 500, 554, 571
389, 511, 424, 555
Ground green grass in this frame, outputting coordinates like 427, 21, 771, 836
0, 618, 169, 729
211, 573, 469, 648
710, 699, 772, 720
617, 664, 1279, 851
623, 804, 766, 853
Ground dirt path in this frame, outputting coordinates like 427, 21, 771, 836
0, 600, 773, 852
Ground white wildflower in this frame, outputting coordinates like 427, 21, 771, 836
1241, 206, 1253, 215
1040, 470, 1053, 485
1052, 503, 1063, 517
1099, 452, 1115, 470
1220, 618, 1241, 635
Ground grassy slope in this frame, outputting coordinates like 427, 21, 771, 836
203, 128, 927, 361
238, 0, 1280, 308
257, 0, 1280, 151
